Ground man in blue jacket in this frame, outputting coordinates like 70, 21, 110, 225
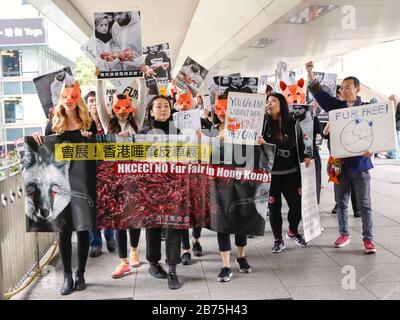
305, 61, 376, 254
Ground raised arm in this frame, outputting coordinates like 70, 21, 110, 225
134, 77, 147, 131
305, 61, 346, 112
96, 78, 112, 133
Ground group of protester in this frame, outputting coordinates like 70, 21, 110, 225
31, 60, 392, 296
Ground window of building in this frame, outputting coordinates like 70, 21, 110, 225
3, 82, 22, 95
1, 50, 21, 77
4, 98, 23, 123
21, 48, 39, 77
6, 128, 23, 141
24, 127, 41, 136
22, 81, 37, 94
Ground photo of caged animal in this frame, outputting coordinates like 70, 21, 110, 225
23, 143, 71, 222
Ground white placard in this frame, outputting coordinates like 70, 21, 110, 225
224, 92, 266, 144
173, 109, 201, 134
329, 102, 396, 158
300, 161, 322, 243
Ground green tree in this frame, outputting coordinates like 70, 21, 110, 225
73, 55, 96, 94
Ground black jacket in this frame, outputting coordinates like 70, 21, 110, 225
262, 116, 306, 172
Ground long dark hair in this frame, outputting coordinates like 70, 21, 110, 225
108, 110, 138, 134
266, 92, 291, 142
146, 95, 173, 128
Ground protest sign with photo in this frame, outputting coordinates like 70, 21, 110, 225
219, 76, 258, 96
203, 94, 211, 111
217, 76, 231, 95
258, 75, 268, 94
288, 4, 335, 24
329, 102, 397, 158
314, 105, 329, 123
92, 11, 143, 79
300, 161, 322, 242
24, 134, 96, 232
307, 72, 337, 102
206, 73, 242, 109
175, 57, 208, 96
289, 104, 314, 158
156, 81, 169, 97
206, 76, 220, 110
143, 42, 171, 82
224, 92, 266, 144
275, 61, 290, 93
307, 71, 337, 123
33, 67, 74, 118
81, 36, 98, 64
144, 75, 159, 97
289, 70, 296, 84
172, 109, 201, 134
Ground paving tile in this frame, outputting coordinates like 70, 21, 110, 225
362, 282, 400, 300
287, 284, 377, 300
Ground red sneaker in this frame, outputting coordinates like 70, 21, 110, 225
363, 240, 376, 254
334, 235, 350, 248
286, 229, 297, 240
111, 262, 131, 279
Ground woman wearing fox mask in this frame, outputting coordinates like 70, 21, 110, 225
32, 81, 96, 295
172, 89, 210, 266
95, 67, 146, 279
208, 95, 252, 283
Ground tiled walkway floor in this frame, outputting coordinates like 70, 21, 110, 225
13, 151, 400, 300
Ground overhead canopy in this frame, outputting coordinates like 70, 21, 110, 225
28, 0, 400, 76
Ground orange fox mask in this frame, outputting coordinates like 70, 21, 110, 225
112, 93, 135, 114
176, 91, 194, 110
61, 81, 81, 105
280, 78, 306, 104
215, 96, 228, 117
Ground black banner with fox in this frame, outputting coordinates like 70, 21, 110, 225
24, 133, 96, 232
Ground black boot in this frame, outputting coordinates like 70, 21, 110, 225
74, 271, 86, 291
60, 274, 74, 295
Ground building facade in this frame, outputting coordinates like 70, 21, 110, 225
0, 0, 76, 154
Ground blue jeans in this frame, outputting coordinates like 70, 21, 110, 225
89, 230, 115, 248
334, 170, 373, 240
387, 130, 400, 159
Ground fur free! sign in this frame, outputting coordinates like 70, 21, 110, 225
329, 102, 397, 158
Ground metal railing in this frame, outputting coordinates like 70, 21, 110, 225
0, 172, 57, 299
